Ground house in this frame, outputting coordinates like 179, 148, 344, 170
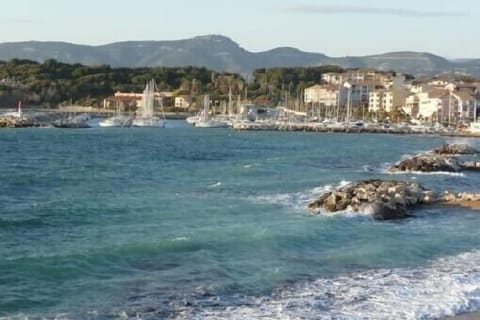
175, 95, 193, 109
321, 73, 344, 86
103, 91, 169, 109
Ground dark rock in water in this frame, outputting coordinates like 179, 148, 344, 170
433, 144, 478, 155
389, 154, 463, 173
308, 179, 438, 220
369, 200, 410, 220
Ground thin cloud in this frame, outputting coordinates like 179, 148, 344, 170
0, 18, 41, 24
275, 5, 467, 17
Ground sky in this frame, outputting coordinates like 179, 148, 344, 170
0, 0, 478, 58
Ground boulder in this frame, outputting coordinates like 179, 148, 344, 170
461, 161, 480, 171
433, 144, 478, 155
308, 179, 437, 220
389, 154, 463, 173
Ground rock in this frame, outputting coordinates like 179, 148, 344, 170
461, 161, 480, 171
371, 200, 410, 220
324, 192, 341, 212
389, 154, 463, 173
433, 144, 478, 155
308, 179, 437, 220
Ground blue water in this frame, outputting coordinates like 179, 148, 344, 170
2, 121, 480, 319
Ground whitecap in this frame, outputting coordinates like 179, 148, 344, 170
388, 171, 465, 177
209, 182, 222, 188
249, 181, 352, 212
173, 250, 480, 319
243, 162, 260, 168
171, 237, 189, 242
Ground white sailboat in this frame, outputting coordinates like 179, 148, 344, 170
99, 103, 133, 127
185, 112, 202, 125
194, 95, 228, 128
132, 79, 166, 128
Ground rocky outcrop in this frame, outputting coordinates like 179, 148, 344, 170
308, 179, 438, 220
389, 154, 463, 173
0, 116, 35, 128
433, 144, 478, 155
461, 161, 480, 171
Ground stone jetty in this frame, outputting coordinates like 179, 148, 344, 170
308, 179, 438, 220
0, 112, 65, 128
0, 116, 37, 128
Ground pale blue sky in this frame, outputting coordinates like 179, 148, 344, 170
1, 0, 477, 58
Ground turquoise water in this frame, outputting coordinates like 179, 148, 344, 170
1, 121, 480, 319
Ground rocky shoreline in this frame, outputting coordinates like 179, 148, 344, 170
389, 144, 480, 173
308, 144, 480, 220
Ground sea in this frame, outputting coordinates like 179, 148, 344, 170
1, 120, 480, 320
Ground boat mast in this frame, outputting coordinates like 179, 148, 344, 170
474, 95, 478, 122
228, 85, 233, 116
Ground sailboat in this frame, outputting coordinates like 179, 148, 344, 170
52, 105, 90, 128
99, 103, 133, 127
194, 95, 228, 128
132, 79, 166, 128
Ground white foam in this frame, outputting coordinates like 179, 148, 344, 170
388, 170, 466, 177
209, 182, 222, 188
250, 181, 352, 212
171, 237, 189, 242
175, 250, 480, 319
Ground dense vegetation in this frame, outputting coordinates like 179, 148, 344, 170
0, 59, 346, 109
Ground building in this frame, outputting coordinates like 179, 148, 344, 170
304, 84, 339, 106
368, 90, 394, 113
438, 91, 476, 123
404, 90, 443, 120
341, 82, 378, 107
174, 95, 193, 109
103, 91, 173, 109
322, 69, 394, 87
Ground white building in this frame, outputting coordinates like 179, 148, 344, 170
368, 90, 394, 113
304, 84, 339, 106
405, 92, 440, 120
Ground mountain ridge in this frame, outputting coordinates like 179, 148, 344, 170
0, 35, 478, 77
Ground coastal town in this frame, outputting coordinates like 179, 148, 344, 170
1, 63, 480, 135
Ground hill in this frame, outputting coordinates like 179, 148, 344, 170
0, 35, 477, 77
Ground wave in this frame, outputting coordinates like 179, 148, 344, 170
249, 180, 352, 212
388, 170, 466, 177
209, 182, 222, 188
172, 250, 480, 320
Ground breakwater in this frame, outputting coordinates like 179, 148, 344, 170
233, 121, 480, 137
